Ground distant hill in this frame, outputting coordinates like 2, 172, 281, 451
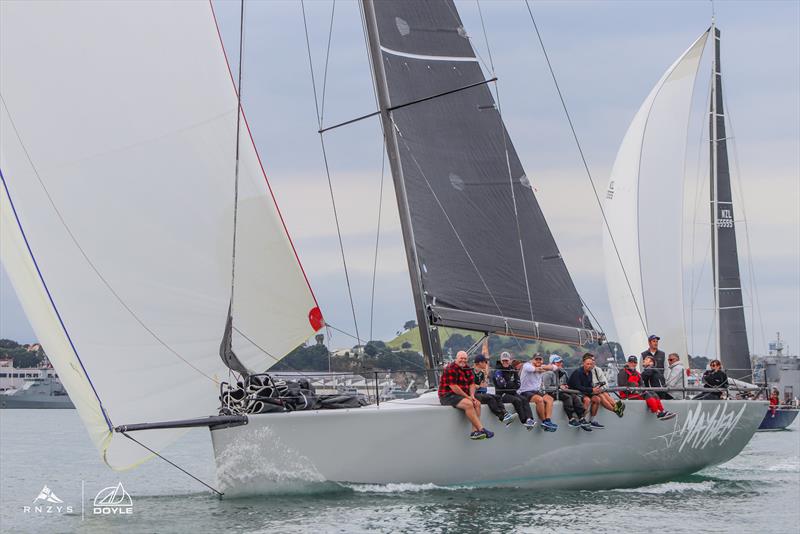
386, 327, 620, 367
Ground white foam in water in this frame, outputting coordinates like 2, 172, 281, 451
615, 481, 716, 494
344, 482, 470, 494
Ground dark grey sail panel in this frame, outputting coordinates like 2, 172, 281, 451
370, 0, 593, 338
710, 28, 750, 379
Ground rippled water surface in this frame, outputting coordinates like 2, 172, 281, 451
1, 409, 798, 533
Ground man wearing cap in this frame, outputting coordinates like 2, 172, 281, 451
492, 352, 536, 429
473, 354, 516, 426
542, 355, 592, 431
518, 353, 557, 431
617, 355, 675, 420
641, 335, 666, 369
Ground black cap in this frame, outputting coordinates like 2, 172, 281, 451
627, 355, 638, 363
474, 354, 487, 364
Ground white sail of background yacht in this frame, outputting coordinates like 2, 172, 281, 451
602, 32, 709, 363
0, 1, 323, 469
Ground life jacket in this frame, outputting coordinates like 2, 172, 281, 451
620, 368, 643, 399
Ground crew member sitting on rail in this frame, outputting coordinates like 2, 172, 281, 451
641, 355, 672, 400
587, 353, 625, 420
542, 355, 592, 431
664, 353, 686, 399
438, 351, 494, 440
492, 352, 536, 429
518, 354, 557, 431
694, 359, 729, 400
617, 356, 676, 421
473, 354, 515, 426
568, 354, 607, 428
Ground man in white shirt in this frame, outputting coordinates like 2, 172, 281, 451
518, 354, 556, 431
663, 352, 686, 400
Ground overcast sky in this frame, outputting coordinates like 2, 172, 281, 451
2, 0, 798, 357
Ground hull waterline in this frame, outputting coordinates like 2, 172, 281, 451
758, 408, 799, 431
210, 395, 765, 496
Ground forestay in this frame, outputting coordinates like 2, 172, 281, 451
603, 31, 709, 360
368, 1, 596, 345
0, 1, 321, 469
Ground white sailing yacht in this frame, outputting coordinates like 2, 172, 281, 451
1, 1, 763, 495
603, 19, 754, 380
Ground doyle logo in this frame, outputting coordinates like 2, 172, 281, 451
93, 482, 133, 515
23, 485, 73, 514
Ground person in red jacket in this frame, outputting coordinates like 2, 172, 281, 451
617, 356, 675, 421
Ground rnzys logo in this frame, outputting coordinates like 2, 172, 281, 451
93, 482, 133, 515
23, 485, 73, 514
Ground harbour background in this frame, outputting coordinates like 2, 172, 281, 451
0, 409, 797, 533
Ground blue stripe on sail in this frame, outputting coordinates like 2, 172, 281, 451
0, 166, 112, 430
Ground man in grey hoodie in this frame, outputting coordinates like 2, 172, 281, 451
663, 353, 686, 399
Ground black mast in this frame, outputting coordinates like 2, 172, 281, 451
710, 26, 750, 380
361, 0, 442, 369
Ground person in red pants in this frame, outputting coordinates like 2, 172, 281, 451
617, 356, 676, 421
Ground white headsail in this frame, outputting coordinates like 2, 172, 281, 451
0, 1, 322, 469
603, 31, 709, 362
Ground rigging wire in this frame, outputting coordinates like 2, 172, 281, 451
300, 0, 362, 348
119, 432, 223, 497
228, 0, 246, 312
523, 0, 647, 335
368, 145, 386, 342
689, 73, 714, 356
474, 0, 538, 335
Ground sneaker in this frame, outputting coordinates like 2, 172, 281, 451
470, 430, 487, 440
579, 419, 593, 432
614, 401, 625, 418
568, 418, 581, 428
657, 411, 676, 421
481, 428, 495, 439
542, 420, 558, 431
524, 418, 537, 431
590, 421, 605, 429
502, 412, 516, 426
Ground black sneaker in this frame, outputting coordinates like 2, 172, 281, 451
614, 400, 625, 418
657, 411, 676, 421
590, 421, 605, 429
470, 430, 487, 440
579, 419, 593, 432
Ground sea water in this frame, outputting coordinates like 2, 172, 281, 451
0, 409, 797, 533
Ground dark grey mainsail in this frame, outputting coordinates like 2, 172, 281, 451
710, 27, 750, 379
361, 0, 598, 364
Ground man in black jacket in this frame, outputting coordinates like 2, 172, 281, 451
641, 334, 666, 369
492, 352, 535, 429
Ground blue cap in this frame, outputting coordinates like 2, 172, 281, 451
549, 354, 563, 364
474, 354, 488, 364
648, 334, 660, 341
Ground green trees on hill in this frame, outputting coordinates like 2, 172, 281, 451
0, 339, 47, 368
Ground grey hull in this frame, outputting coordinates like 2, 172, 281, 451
210, 395, 765, 496
0, 396, 75, 409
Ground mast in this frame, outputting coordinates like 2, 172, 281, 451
710, 20, 722, 363
708, 24, 751, 379
361, 0, 441, 369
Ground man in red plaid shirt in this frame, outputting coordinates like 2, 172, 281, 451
438, 351, 494, 440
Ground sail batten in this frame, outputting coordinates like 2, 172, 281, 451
366, 0, 595, 348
